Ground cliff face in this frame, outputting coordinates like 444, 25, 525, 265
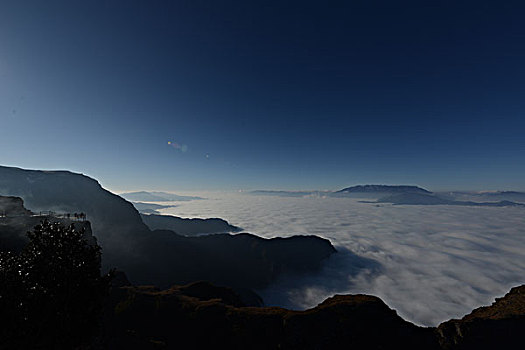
0, 166, 150, 258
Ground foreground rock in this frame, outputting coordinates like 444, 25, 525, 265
102, 281, 437, 349
101, 282, 525, 349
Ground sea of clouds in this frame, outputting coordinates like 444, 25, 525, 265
158, 192, 525, 326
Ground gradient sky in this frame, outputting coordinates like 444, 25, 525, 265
1, 1, 524, 192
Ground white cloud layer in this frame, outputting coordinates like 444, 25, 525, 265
159, 193, 525, 326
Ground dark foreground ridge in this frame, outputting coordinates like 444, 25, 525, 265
102, 278, 525, 349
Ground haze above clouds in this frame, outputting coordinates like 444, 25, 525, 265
157, 193, 525, 326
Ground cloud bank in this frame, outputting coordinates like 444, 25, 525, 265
160, 193, 525, 326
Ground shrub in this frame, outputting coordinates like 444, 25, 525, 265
0, 220, 112, 349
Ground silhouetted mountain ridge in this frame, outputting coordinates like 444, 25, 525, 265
141, 213, 241, 236
0, 166, 337, 291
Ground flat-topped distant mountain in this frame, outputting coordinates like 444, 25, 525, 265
337, 184, 432, 195
120, 191, 203, 202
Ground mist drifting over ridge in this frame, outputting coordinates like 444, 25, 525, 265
156, 191, 525, 326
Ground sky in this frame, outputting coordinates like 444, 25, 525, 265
1, 0, 525, 192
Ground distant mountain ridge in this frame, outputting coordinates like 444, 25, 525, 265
120, 191, 203, 202
250, 185, 432, 198
376, 193, 525, 207
250, 185, 525, 207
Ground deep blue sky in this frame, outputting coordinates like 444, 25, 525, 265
1, 1, 524, 192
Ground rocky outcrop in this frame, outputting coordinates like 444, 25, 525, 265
437, 285, 525, 349
0, 196, 33, 216
101, 282, 525, 349
0, 195, 94, 252
140, 213, 241, 236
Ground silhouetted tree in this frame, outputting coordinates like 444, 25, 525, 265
0, 220, 112, 349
